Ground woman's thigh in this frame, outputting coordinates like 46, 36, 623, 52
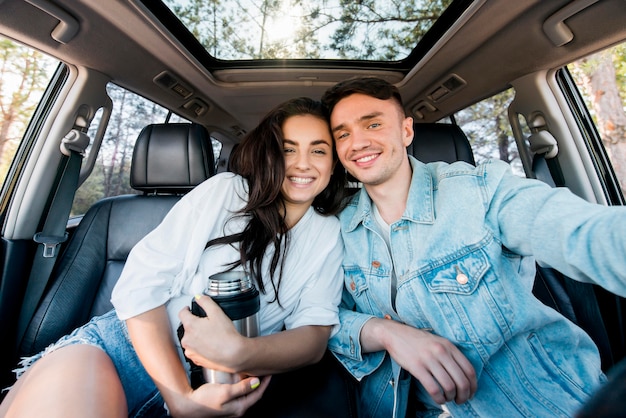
0, 344, 127, 418
2, 310, 165, 417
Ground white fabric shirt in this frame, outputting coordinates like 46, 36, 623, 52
111, 172, 344, 341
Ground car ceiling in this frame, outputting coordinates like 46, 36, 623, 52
0, 0, 625, 137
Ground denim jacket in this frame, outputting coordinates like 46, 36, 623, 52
329, 156, 626, 417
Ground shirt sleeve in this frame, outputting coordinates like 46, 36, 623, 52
282, 215, 345, 331
111, 173, 244, 320
327, 284, 386, 379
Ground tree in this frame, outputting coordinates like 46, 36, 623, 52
0, 38, 56, 179
164, 0, 453, 60
455, 89, 519, 168
571, 46, 626, 192
324, 0, 451, 60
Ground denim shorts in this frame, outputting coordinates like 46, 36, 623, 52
15, 310, 168, 417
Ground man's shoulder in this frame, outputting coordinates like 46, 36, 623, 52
425, 159, 512, 182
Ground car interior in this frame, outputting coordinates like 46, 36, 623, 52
1, 0, 626, 412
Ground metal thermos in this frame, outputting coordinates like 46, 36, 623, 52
192, 271, 260, 384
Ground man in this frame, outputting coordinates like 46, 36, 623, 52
322, 77, 626, 417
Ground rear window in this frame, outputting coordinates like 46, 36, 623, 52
71, 83, 222, 217
441, 87, 524, 177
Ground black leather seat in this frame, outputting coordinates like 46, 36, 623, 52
19, 123, 215, 357
410, 123, 476, 165
409, 122, 614, 371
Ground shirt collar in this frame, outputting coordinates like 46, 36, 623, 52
345, 156, 434, 232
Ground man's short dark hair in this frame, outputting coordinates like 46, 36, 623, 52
321, 76, 405, 116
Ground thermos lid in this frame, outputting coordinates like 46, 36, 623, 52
206, 271, 253, 296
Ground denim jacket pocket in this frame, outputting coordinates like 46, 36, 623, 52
413, 242, 513, 347
420, 249, 489, 295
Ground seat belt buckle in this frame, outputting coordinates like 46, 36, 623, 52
33, 232, 69, 258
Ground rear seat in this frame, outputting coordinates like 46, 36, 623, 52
18, 123, 215, 357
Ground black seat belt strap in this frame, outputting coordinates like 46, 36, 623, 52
15, 130, 88, 350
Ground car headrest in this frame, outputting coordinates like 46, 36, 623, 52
408, 123, 476, 166
130, 123, 216, 194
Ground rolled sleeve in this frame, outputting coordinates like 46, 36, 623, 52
284, 219, 344, 331
111, 173, 244, 320
328, 296, 385, 379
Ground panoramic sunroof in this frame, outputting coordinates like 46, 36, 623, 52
147, 0, 473, 70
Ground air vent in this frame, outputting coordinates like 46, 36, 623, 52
427, 74, 466, 103
154, 71, 194, 99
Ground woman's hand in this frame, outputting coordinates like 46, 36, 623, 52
178, 294, 248, 373
170, 375, 271, 418
126, 305, 268, 417
180, 295, 331, 377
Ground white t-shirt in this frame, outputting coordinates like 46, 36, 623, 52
111, 172, 343, 342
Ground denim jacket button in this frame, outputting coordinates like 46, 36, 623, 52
456, 272, 469, 285
350, 280, 356, 291
372, 260, 381, 268
384, 314, 392, 320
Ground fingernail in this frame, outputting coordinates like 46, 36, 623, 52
250, 377, 260, 389
194, 294, 202, 300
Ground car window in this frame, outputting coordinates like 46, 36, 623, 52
443, 87, 525, 177
0, 36, 60, 187
71, 83, 223, 217
568, 42, 626, 198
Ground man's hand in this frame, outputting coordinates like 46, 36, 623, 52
362, 318, 477, 405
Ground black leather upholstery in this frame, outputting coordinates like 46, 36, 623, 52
131, 123, 215, 193
408, 122, 614, 370
409, 123, 476, 165
19, 123, 215, 356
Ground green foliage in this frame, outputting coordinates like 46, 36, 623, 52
71, 164, 106, 217
613, 43, 626, 103
454, 89, 521, 172
328, 0, 452, 61
162, 0, 453, 60
0, 37, 58, 183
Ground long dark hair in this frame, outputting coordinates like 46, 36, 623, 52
206, 97, 345, 302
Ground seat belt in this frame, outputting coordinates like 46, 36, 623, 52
15, 129, 89, 350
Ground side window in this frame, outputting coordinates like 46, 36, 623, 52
568, 42, 626, 197
446, 88, 524, 176
0, 36, 60, 186
71, 83, 222, 217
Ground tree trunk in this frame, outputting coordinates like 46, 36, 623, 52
574, 50, 626, 192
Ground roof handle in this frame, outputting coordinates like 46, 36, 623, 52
23, 0, 79, 44
543, 0, 599, 47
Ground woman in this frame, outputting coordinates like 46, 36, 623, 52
1, 97, 346, 417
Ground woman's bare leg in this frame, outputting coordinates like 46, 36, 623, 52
0, 344, 127, 418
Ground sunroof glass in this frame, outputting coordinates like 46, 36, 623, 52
161, 0, 454, 62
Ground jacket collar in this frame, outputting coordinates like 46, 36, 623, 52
345, 156, 434, 232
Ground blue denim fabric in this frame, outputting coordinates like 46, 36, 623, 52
329, 156, 626, 417
16, 310, 167, 417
